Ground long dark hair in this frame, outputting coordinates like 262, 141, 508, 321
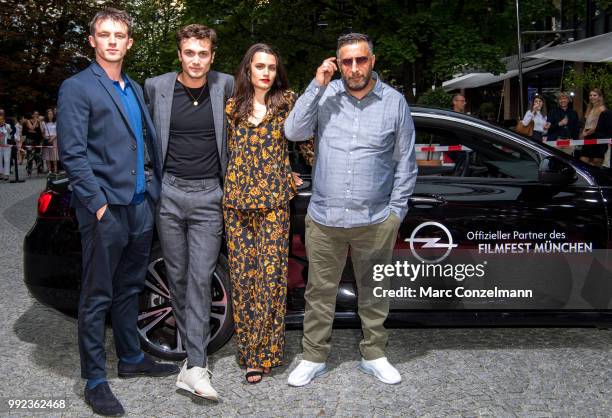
44, 108, 56, 123
529, 95, 547, 117
231, 43, 289, 123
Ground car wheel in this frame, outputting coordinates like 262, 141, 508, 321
137, 245, 234, 360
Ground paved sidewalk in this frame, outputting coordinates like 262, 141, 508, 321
1, 177, 611, 417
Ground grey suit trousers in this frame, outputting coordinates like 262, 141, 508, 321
157, 174, 223, 367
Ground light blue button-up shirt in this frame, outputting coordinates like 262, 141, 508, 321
285, 72, 417, 228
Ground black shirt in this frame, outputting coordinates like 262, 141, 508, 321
595, 110, 612, 138
165, 80, 219, 180
547, 106, 580, 141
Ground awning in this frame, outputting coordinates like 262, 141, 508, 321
442, 58, 552, 91
442, 33, 612, 91
524, 32, 612, 62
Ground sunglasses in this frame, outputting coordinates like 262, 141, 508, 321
340, 56, 369, 67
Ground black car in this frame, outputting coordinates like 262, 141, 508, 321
24, 107, 612, 360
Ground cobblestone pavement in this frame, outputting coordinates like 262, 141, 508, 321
1, 177, 612, 417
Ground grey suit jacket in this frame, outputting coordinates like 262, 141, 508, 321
144, 71, 235, 176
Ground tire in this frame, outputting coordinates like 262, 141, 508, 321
137, 244, 234, 360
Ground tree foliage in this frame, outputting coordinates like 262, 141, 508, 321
564, 63, 612, 108
176, 0, 572, 97
1, 0, 608, 113
416, 88, 451, 109
123, 0, 185, 83
0, 0, 109, 113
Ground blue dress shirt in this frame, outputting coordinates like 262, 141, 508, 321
113, 77, 145, 204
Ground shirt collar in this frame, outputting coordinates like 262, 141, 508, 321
112, 74, 131, 89
337, 71, 383, 100
91, 61, 130, 87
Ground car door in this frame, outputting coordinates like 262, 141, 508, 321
390, 115, 609, 310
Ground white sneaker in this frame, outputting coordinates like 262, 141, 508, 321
176, 361, 219, 400
287, 360, 327, 386
358, 357, 401, 384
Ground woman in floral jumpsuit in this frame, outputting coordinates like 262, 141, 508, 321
224, 43, 301, 383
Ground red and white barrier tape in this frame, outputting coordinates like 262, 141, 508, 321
415, 145, 468, 152
543, 138, 612, 147
416, 139, 612, 153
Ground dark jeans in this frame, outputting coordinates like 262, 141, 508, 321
74, 197, 155, 379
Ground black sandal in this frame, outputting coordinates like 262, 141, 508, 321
245, 370, 263, 384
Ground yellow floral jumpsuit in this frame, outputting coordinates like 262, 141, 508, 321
223, 91, 297, 369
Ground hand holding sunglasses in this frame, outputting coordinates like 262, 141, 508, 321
315, 57, 338, 86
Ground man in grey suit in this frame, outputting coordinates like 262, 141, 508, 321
144, 24, 234, 400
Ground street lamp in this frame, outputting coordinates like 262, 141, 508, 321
516, 0, 525, 116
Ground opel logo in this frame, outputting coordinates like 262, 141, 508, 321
406, 222, 458, 263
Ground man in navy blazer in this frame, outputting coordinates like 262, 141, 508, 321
58, 8, 177, 416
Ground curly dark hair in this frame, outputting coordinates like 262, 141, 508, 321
176, 24, 217, 51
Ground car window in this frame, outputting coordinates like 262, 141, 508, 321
415, 126, 540, 181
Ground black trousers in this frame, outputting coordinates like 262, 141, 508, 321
532, 131, 543, 142
74, 197, 154, 379
10, 145, 21, 180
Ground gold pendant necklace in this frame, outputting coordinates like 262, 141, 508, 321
183, 83, 206, 106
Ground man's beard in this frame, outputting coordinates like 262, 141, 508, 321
344, 66, 373, 91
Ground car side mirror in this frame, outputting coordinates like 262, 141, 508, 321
538, 156, 577, 185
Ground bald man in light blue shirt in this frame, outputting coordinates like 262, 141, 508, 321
285, 33, 417, 387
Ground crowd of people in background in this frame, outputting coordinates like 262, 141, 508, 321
0, 107, 60, 183
516, 88, 611, 167
449, 89, 611, 168
2, 89, 611, 183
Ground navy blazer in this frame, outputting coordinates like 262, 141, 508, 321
58, 62, 161, 214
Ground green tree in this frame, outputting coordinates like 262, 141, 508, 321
181, 0, 339, 89
124, 0, 185, 83
564, 63, 612, 108
0, 0, 110, 112
181, 0, 569, 100
416, 88, 451, 108
0, 0, 185, 111
3, 0, 606, 113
